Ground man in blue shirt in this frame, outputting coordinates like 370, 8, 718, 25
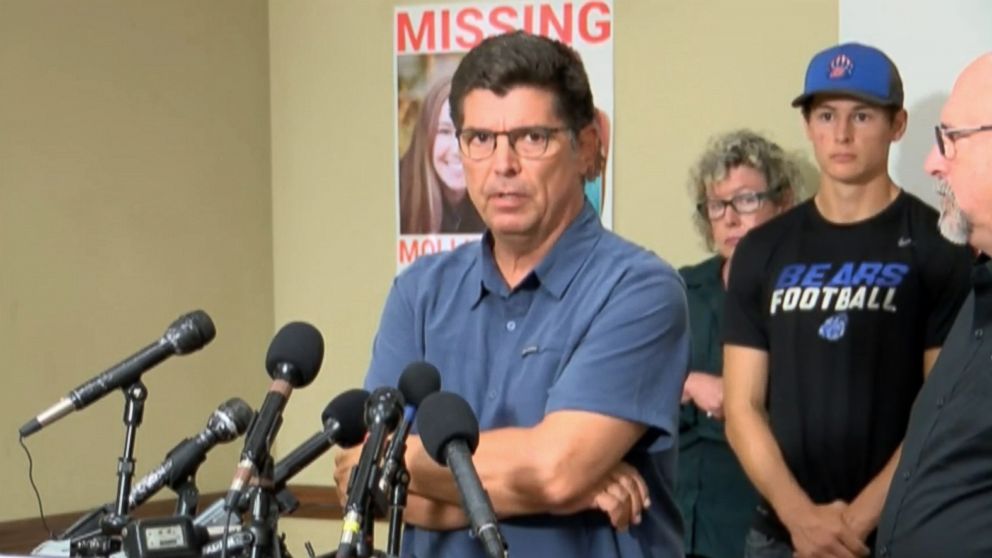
335, 31, 689, 557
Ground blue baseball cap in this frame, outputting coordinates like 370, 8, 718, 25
791, 42, 904, 109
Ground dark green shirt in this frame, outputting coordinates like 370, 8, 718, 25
678, 256, 757, 558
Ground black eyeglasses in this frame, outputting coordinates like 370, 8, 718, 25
457, 126, 570, 160
697, 189, 780, 220
935, 124, 992, 159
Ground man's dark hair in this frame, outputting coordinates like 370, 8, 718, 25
449, 31, 595, 135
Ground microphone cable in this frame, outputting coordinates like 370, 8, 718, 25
220, 508, 236, 558
220, 510, 238, 558
19, 435, 55, 539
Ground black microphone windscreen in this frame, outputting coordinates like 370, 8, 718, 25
265, 322, 324, 386
165, 310, 216, 354
321, 389, 369, 448
398, 362, 442, 407
218, 397, 255, 437
416, 391, 480, 465
365, 387, 404, 430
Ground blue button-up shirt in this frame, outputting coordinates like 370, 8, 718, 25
365, 203, 689, 557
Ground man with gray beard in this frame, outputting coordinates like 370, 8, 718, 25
875, 53, 992, 557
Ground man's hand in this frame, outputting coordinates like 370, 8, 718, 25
590, 462, 650, 530
558, 461, 649, 531
684, 371, 724, 420
841, 501, 876, 542
333, 445, 363, 508
786, 500, 870, 558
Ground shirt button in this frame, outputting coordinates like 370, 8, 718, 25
488, 390, 497, 400
902, 470, 911, 481
937, 397, 945, 408
879, 546, 890, 557
506, 321, 516, 331
976, 328, 984, 339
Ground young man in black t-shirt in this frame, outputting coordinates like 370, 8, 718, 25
722, 43, 973, 558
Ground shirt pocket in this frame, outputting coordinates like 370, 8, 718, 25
500, 344, 564, 425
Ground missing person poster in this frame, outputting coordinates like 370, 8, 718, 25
394, 0, 614, 270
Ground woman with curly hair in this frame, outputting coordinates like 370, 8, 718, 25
678, 130, 800, 558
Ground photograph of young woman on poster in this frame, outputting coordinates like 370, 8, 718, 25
398, 74, 485, 234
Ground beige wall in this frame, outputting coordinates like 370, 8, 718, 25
615, 1, 833, 259
0, 0, 274, 521
0, 0, 837, 545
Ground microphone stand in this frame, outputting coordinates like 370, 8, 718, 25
385, 465, 409, 556
71, 381, 148, 557
274, 486, 300, 515
105, 381, 147, 533
355, 502, 376, 558
174, 477, 201, 516
56, 503, 110, 540
247, 456, 283, 558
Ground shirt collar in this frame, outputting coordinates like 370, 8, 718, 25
682, 255, 724, 290
970, 254, 992, 328
470, 201, 603, 305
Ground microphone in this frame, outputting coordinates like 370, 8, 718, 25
19, 310, 216, 438
378, 362, 441, 493
417, 391, 507, 558
223, 322, 323, 511
337, 386, 404, 556
129, 397, 254, 510
272, 388, 370, 490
